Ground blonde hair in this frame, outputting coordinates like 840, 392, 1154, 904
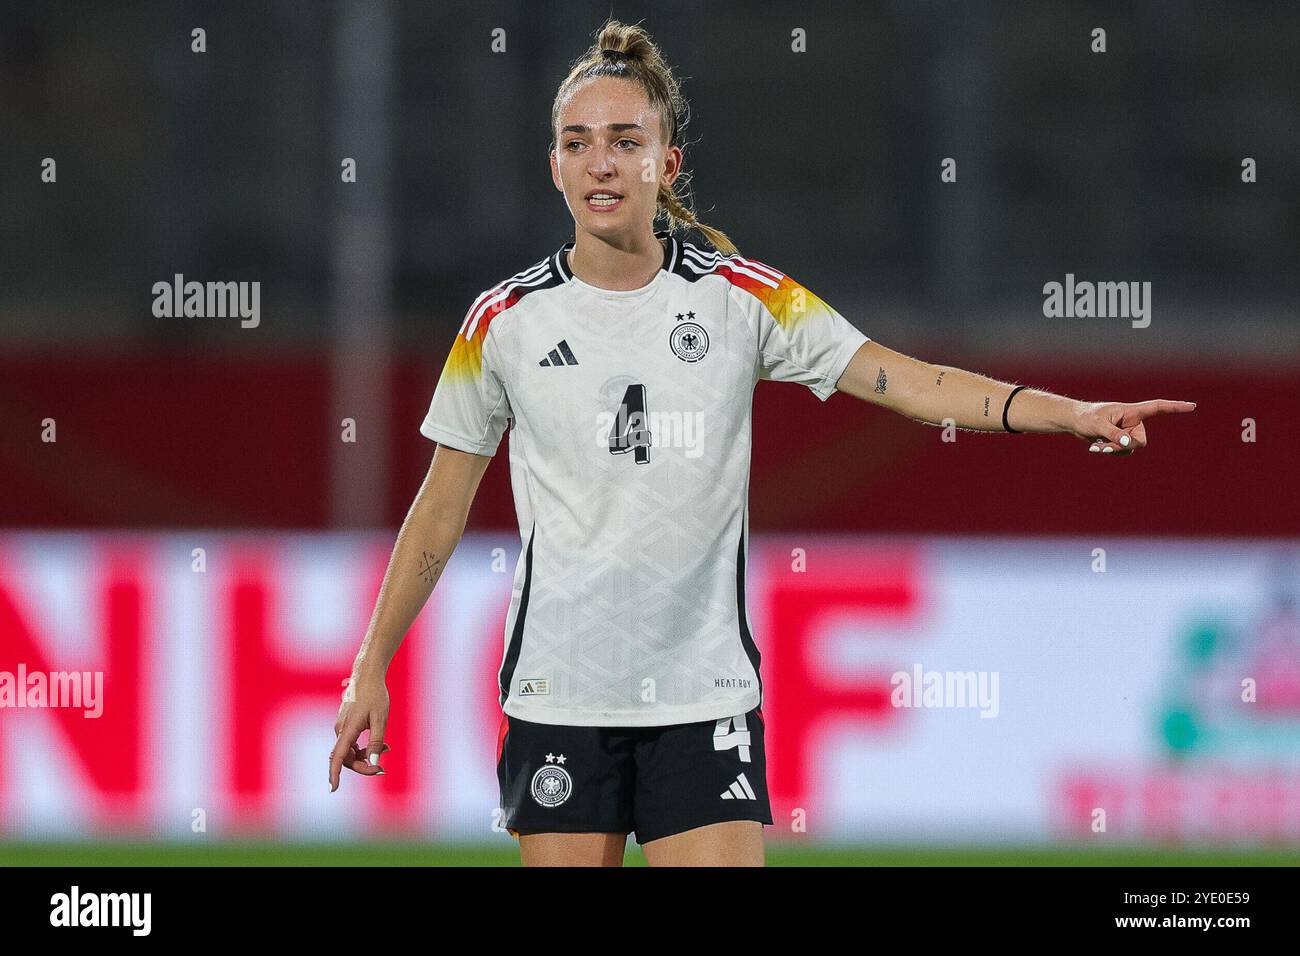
552, 18, 739, 256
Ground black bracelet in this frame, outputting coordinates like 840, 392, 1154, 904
1002, 385, 1029, 433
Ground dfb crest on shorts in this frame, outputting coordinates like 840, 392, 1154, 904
530, 753, 572, 808
669, 316, 709, 363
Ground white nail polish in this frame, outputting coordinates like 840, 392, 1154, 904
1089, 445, 1100, 452
1120, 435, 1130, 447
368, 753, 380, 766
1102, 447, 1114, 453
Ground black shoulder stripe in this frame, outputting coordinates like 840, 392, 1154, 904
500, 257, 564, 303
671, 240, 731, 283
464, 257, 564, 336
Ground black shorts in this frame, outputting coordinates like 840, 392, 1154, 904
496, 707, 773, 845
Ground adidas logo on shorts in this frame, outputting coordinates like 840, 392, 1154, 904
720, 772, 757, 800
538, 339, 579, 367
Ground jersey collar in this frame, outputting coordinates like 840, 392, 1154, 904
553, 230, 679, 287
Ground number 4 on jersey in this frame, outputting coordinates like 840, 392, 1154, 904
608, 383, 652, 464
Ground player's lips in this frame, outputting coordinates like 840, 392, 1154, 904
584, 191, 624, 212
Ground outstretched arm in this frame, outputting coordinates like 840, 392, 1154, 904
834, 340, 1196, 455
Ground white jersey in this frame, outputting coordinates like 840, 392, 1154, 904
421, 231, 870, 726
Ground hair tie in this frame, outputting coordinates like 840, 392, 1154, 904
600, 48, 632, 61
1002, 384, 1029, 433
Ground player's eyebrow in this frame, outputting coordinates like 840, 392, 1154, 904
560, 122, 648, 135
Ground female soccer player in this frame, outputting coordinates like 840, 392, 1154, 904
329, 20, 1195, 866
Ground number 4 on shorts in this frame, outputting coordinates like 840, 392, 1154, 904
713, 714, 751, 763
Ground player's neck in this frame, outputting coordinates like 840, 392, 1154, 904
568, 231, 665, 292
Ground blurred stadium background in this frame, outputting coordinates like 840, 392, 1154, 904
1, 1, 1298, 866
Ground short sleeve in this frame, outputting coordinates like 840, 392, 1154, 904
749, 268, 870, 401
419, 312, 512, 457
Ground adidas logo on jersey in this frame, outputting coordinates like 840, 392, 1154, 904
720, 773, 758, 800
538, 339, 579, 367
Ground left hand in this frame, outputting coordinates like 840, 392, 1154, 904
1067, 399, 1197, 456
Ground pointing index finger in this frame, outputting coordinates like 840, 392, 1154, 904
1142, 399, 1197, 416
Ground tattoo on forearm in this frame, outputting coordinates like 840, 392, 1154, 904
935, 370, 946, 387
417, 550, 442, 585
983, 396, 990, 417
874, 367, 888, 394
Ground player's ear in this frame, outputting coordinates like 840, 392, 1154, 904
661, 144, 683, 188
548, 147, 563, 191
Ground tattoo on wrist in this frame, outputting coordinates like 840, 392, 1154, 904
874, 367, 887, 394
935, 370, 946, 387
417, 550, 441, 584
983, 396, 990, 417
